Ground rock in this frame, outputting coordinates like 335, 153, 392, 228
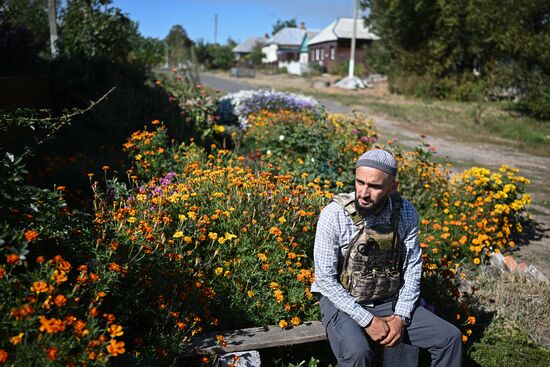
503, 255, 519, 272
490, 252, 506, 270
219, 350, 261, 367
526, 265, 550, 283
312, 80, 330, 89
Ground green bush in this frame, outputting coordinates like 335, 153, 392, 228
327, 60, 367, 77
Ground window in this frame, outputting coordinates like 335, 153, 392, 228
321, 48, 325, 60
330, 47, 335, 60
315, 49, 320, 61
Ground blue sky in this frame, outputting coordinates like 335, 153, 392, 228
110, 0, 367, 44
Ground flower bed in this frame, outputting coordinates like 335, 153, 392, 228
217, 90, 326, 130
1, 86, 532, 365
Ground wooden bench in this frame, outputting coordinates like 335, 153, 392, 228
178, 320, 419, 366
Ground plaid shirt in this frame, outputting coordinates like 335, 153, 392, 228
311, 192, 422, 327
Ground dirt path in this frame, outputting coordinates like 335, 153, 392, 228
201, 71, 550, 278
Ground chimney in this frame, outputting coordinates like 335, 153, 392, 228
299, 22, 305, 29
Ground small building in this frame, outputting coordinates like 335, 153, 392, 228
232, 36, 268, 60
299, 30, 320, 64
261, 27, 307, 64
308, 17, 379, 70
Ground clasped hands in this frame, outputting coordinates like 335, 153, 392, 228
364, 315, 404, 347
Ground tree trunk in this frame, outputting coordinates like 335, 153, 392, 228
48, 0, 59, 58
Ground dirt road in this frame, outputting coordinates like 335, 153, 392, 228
200, 72, 550, 278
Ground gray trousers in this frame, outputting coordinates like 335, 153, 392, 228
320, 296, 463, 367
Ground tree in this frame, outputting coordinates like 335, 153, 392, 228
60, 0, 139, 63
0, 0, 52, 72
362, 0, 550, 117
247, 43, 264, 66
271, 18, 297, 35
130, 36, 165, 70
209, 38, 236, 70
164, 24, 194, 67
194, 39, 212, 67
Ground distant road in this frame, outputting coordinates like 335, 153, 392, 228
199, 72, 349, 114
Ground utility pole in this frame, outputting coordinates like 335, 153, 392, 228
48, 0, 59, 58
214, 13, 218, 44
348, 0, 358, 78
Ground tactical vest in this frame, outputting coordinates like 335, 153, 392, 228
332, 192, 403, 304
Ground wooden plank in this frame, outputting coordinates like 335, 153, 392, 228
184, 320, 327, 355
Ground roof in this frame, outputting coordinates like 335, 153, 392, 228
233, 36, 268, 53
308, 18, 379, 45
268, 27, 307, 46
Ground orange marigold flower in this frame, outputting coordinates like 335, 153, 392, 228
88, 351, 97, 361
0, 266, 5, 279
31, 281, 50, 294
46, 347, 58, 360
89, 307, 99, 317
6, 254, 19, 265
0, 349, 8, 363
152, 119, 160, 125
24, 230, 39, 242
52, 270, 68, 284
106, 339, 125, 356
108, 324, 124, 337
468, 316, 476, 325
102, 166, 109, 171
52, 255, 71, 272
290, 317, 301, 326
36, 256, 45, 264
10, 304, 35, 320
103, 313, 116, 324
73, 319, 89, 338
108, 262, 122, 272
56, 186, 65, 191
39, 316, 65, 333
54, 295, 67, 307
200, 356, 210, 364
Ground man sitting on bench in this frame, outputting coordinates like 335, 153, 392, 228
312, 149, 463, 367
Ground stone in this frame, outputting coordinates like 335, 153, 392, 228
219, 350, 261, 367
503, 255, 519, 272
490, 252, 506, 270
526, 265, 550, 283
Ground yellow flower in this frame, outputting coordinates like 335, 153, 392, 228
127, 217, 137, 223
213, 124, 225, 133
208, 232, 218, 240
173, 231, 184, 238
278, 319, 288, 329
278, 216, 286, 224
291, 317, 301, 326
215, 267, 224, 276
473, 258, 481, 265
10, 332, 24, 345
247, 290, 255, 297
269, 282, 279, 290
108, 324, 124, 337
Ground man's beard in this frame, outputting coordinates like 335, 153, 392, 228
354, 195, 388, 217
